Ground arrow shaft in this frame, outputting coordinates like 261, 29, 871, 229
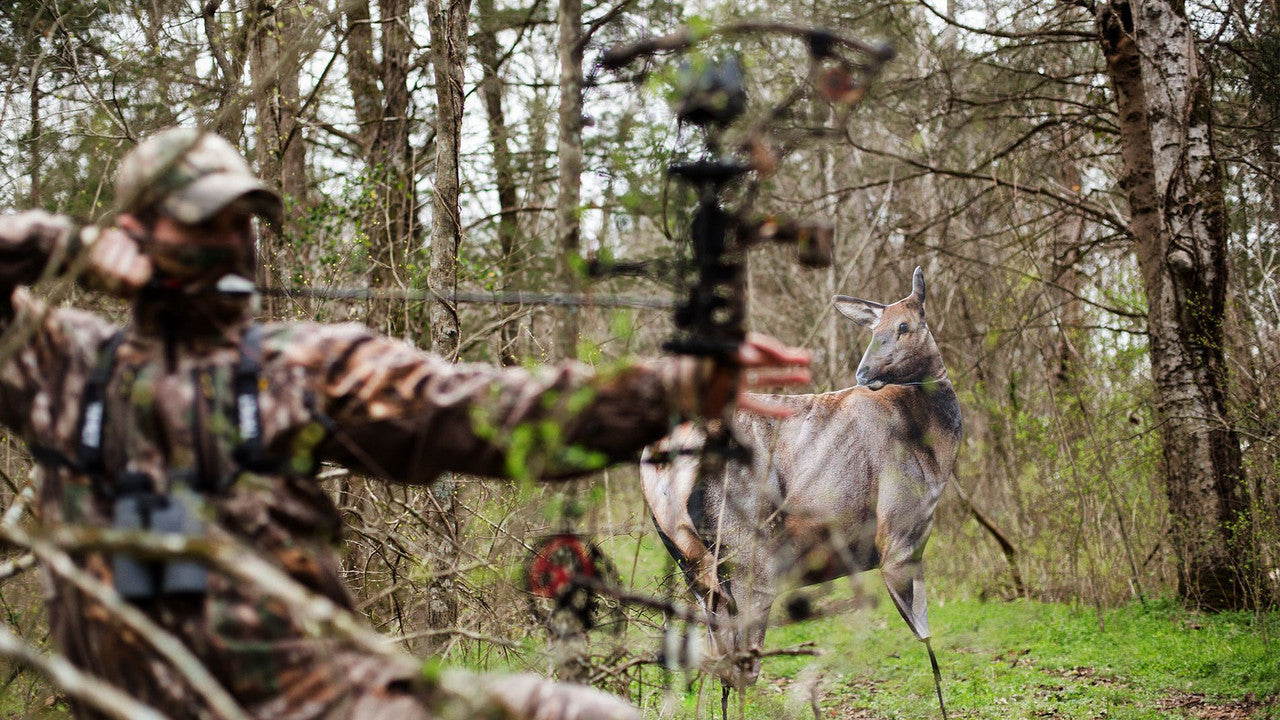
260, 286, 675, 310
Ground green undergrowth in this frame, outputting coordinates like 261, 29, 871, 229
453, 494, 1280, 719
635, 581, 1280, 719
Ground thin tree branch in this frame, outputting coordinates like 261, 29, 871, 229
950, 474, 1027, 598
0, 623, 166, 720
915, 0, 1096, 40
843, 138, 1129, 232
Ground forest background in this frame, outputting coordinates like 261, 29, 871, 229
0, 0, 1277, 716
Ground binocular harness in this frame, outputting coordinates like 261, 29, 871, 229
34, 324, 271, 602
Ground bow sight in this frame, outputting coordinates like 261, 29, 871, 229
673, 55, 747, 129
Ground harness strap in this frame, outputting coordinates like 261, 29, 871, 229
231, 323, 271, 475
38, 324, 277, 603
28, 443, 79, 472
76, 330, 128, 478
43, 324, 274, 486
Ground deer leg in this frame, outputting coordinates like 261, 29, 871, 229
880, 555, 930, 640
878, 513, 948, 719
882, 554, 950, 718
925, 637, 949, 720
875, 475, 938, 641
727, 542, 778, 688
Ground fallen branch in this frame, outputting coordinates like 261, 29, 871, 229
757, 642, 821, 659
950, 473, 1027, 598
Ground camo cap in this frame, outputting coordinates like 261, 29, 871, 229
115, 128, 283, 230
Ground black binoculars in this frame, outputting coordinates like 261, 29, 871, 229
111, 472, 209, 601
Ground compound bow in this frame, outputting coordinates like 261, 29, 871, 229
525, 16, 894, 683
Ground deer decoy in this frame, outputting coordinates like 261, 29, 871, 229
642, 267, 961, 711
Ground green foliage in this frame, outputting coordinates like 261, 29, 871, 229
466, 382, 611, 483
0, 1, 104, 69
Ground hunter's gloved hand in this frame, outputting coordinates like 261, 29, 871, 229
0, 210, 80, 286
0, 211, 150, 296
81, 225, 152, 297
733, 332, 812, 416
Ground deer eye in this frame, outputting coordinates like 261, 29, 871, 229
897, 322, 910, 335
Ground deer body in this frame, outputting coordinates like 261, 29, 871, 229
642, 268, 961, 687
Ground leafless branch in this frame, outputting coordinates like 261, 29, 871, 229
0, 622, 167, 720
0, 552, 35, 582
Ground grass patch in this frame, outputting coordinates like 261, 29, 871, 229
629, 581, 1280, 719
460, 485, 1280, 718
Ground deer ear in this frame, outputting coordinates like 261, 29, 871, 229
834, 295, 884, 328
911, 266, 926, 305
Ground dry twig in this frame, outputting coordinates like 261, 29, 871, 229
0, 622, 166, 720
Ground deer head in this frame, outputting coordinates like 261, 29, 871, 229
834, 267, 947, 390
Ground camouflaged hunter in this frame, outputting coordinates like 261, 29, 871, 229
0, 128, 810, 720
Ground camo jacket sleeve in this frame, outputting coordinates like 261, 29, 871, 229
270, 322, 692, 484
0, 214, 116, 441
0, 211, 79, 319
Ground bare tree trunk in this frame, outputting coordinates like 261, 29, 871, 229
25, 74, 39, 206
1099, 0, 1255, 610
249, 0, 309, 319
424, 0, 470, 651
475, 0, 521, 366
1049, 126, 1086, 388
202, 0, 249, 145
339, 0, 419, 619
553, 0, 583, 360
819, 110, 843, 389
551, 7, 591, 676
372, 0, 415, 337
344, 0, 382, 152
346, 0, 415, 335
427, 0, 465, 360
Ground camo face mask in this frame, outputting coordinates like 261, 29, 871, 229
135, 236, 257, 333
147, 243, 249, 287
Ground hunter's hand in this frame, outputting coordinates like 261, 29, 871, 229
735, 333, 812, 416
84, 226, 152, 297
689, 333, 811, 420
733, 332, 812, 418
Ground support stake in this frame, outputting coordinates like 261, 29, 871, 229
925, 638, 948, 720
